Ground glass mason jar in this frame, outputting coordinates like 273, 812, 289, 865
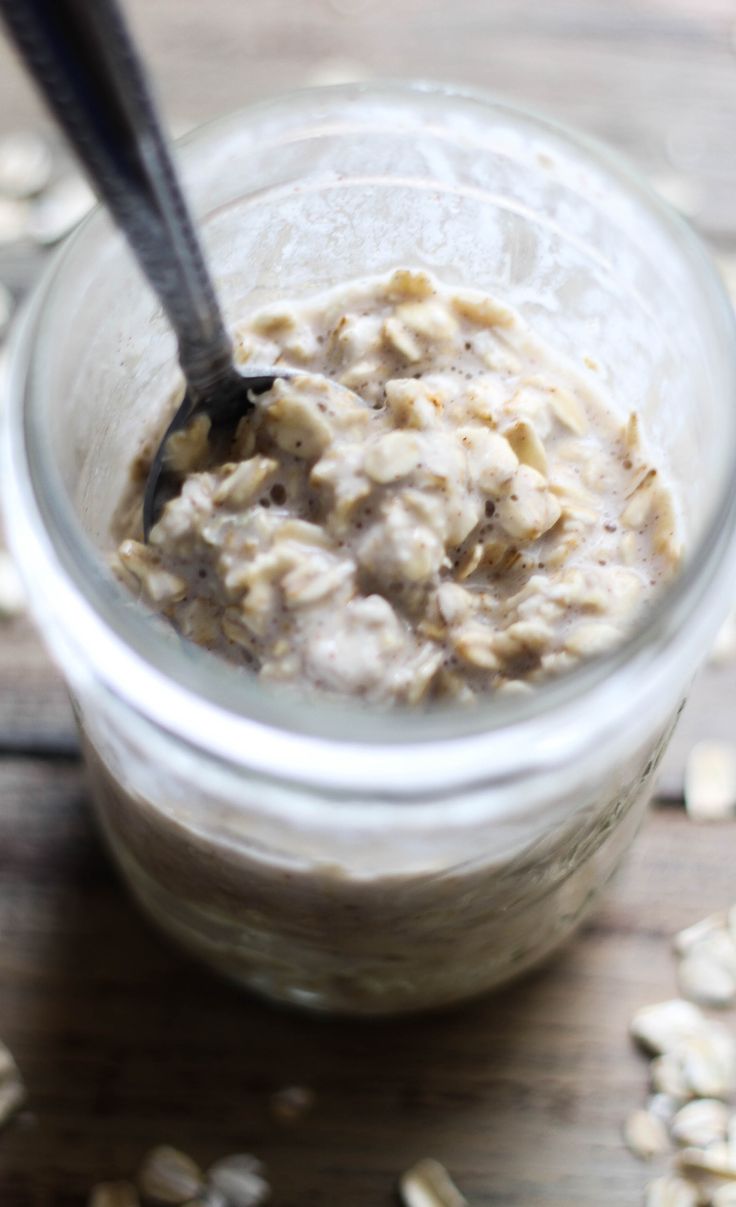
5, 84, 736, 1016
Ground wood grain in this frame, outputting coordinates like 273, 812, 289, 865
1, 0, 736, 241
0, 757, 731, 1205
1, 0, 736, 1201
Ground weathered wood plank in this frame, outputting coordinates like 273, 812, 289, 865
1, 2, 736, 1198
0, 757, 731, 1204
0, 612, 75, 754
0, 0, 734, 247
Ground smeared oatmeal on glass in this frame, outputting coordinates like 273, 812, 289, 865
114, 268, 680, 704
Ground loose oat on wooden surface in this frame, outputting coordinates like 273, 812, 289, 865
0, 549, 26, 621
114, 268, 680, 704
88, 1146, 269, 1207
206, 1154, 269, 1207
630, 903, 736, 1205
685, 743, 736, 823
645, 1175, 699, 1207
269, 1084, 315, 1123
671, 1100, 731, 1149
137, 1145, 203, 1204
399, 1158, 468, 1207
0, 132, 52, 199
0, 1038, 25, 1130
625, 1109, 672, 1159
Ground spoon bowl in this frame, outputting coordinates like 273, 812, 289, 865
142, 368, 291, 538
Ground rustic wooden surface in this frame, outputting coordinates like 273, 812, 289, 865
1, 0, 736, 1202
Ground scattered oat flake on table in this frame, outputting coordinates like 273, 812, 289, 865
137, 1145, 203, 1204
269, 1083, 315, 1122
399, 1159, 468, 1207
675, 913, 730, 958
624, 1108, 671, 1159
700, 929, 736, 979
0, 132, 52, 199
0, 196, 30, 245
681, 1022, 736, 1099
678, 951, 736, 1008
0, 1076, 25, 1128
671, 1099, 731, 1149
645, 1174, 699, 1207
0, 1040, 18, 1082
206, 1154, 269, 1207
713, 1185, 736, 1206
648, 1093, 682, 1127
28, 174, 95, 245
0, 551, 26, 620
88, 1182, 140, 1207
0, 1039, 25, 1129
649, 1050, 691, 1101
631, 999, 706, 1056
685, 741, 736, 822
676, 1143, 736, 1197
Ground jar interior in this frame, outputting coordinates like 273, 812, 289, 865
22, 86, 736, 659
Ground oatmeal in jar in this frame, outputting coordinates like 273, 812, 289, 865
113, 269, 675, 700
115, 269, 680, 703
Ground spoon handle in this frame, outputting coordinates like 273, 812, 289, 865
0, 0, 234, 399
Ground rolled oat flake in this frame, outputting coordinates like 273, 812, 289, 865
677, 951, 736, 1008
630, 999, 705, 1056
137, 1145, 203, 1203
28, 174, 95, 245
624, 1108, 670, 1159
0, 132, 52, 198
0, 1076, 25, 1129
399, 1159, 468, 1207
269, 1083, 315, 1122
0, 196, 29, 244
645, 1175, 699, 1207
671, 1098, 731, 1149
713, 1186, 736, 1206
0, 1038, 25, 1129
684, 741, 736, 822
0, 551, 26, 620
207, 1154, 269, 1207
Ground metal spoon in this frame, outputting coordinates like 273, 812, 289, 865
0, 0, 305, 536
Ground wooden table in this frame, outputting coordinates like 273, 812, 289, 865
1, 1, 736, 1202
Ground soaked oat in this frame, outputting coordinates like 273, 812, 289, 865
114, 269, 680, 704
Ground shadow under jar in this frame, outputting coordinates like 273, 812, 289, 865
5, 84, 736, 1016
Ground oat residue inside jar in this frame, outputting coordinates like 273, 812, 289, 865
114, 268, 681, 704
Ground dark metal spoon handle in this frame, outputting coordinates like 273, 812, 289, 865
0, 0, 233, 399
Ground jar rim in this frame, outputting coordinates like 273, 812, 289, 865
5, 79, 736, 796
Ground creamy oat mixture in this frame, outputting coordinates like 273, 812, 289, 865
115, 268, 680, 704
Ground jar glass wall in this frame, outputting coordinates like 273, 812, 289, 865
5, 84, 736, 1014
